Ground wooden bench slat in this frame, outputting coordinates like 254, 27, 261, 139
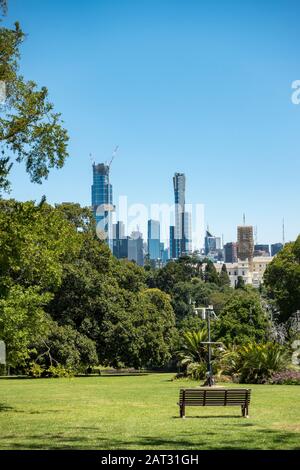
178, 388, 251, 418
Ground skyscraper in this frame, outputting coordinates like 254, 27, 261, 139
205, 230, 217, 255
254, 244, 270, 256
183, 211, 192, 254
224, 242, 238, 263
91, 163, 113, 248
169, 225, 176, 259
173, 172, 186, 258
113, 221, 125, 240
128, 230, 144, 266
148, 220, 161, 260
237, 225, 254, 268
113, 221, 127, 259
271, 243, 283, 257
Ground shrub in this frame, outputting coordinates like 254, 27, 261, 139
236, 343, 290, 384
269, 370, 300, 385
186, 362, 207, 380
46, 365, 74, 378
27, 362, 44, 378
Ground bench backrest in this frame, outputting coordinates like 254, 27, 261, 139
179, 388, 251, 406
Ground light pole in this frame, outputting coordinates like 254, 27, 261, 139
193, 304, 221, 387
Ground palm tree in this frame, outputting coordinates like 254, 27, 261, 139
177, 329, 208, 367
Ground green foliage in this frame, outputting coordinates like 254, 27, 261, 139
178, 315, 206, 334
111, 258, 146, 292
214, 289, 270, 345
0, 22, 68, 193
32, 321, 98, 371
99, 288, 176, 369
27, 362, 44, 378
0, 199, 81, 293
177, 329, 208, 366
186, 361, 207, 380
46, 365, 74, 378
0, 285, 50, 367
204, 260, 219, 285
235, 276, 245, 289
234, 343, 290, 384
264, 236, 300, 322
219, 264, 230, 287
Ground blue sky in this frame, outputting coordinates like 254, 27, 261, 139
3, 0, 300, 246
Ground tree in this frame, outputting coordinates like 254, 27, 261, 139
177, 329, 208, 366
55, 203, 96, 233
219, 263, 230, 287
0, 285, 50, 368
204, 260, 219, 285
235, 276, 245, 289
264, 236, 300, 322
32, 321, 98, 371
99, 288, 176, 368
214, 289, 270, 346
0, 199, 81, 293
0, 22, 68, 193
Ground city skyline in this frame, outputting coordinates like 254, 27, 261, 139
4, 0, 300, 245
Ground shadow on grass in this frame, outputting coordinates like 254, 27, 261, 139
3, 427, 300, 450
0, 376, 33, 380
0, 403, 14, 412
172, 415, 242, 419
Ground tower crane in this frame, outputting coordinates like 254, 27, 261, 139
107, 146, 119, 247
108, 145, 119, 170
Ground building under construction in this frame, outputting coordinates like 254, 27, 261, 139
237, 225, 254, 269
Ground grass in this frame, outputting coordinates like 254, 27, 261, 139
0, 373, 300, 450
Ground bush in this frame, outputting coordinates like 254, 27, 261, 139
269, 370, 300, 385
46, 365, 74, 378
236, 343, 290, 384
186, 362, 207, 380
27, 362, 44, 378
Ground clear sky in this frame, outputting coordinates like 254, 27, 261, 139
3, 0, 300, 246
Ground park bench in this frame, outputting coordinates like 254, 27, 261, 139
178, 388, 251, 418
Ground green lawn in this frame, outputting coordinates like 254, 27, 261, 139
0, 373, 299, 450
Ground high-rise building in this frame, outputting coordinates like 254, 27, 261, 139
271, 243, 283, 257
173, 172, 186, 258
113, 221, 127, 259
183, 211, 192, 254
224, 242, 238, 263
128, 230, 144, 266
113, 221, 125, 240
148, 220, 160, 260
91, 163, 113, 248
237, 225, 254, 268
254, 244, 270, 257
205, 230, 221, 255
169, 225, 176, 259
205, 230, 216, 255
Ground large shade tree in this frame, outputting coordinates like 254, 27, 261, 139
0, 18, 68, 194
264, 236, 300, 323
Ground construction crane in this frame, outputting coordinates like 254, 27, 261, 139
108, 145, 119, 170
107, 146, 119, 205
107, 146, 119, 246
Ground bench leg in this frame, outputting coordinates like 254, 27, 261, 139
241, 405, 249, 418
180, 405, 185, 418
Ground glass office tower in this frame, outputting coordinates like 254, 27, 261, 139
91, 163, 113, 249
173, 172, 186, 258
148, 219, 161, 260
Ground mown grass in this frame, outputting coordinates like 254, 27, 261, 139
0, 373, 299, 450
